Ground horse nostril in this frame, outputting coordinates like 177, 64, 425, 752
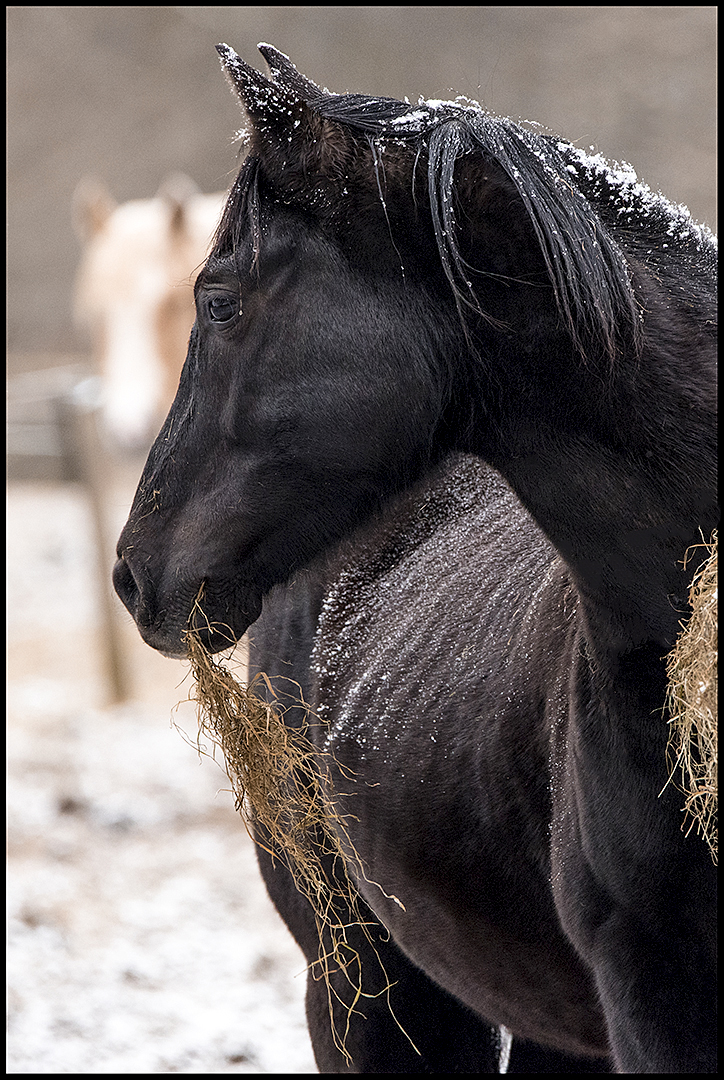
113, 555, 162, 634
113, 556, 140, 615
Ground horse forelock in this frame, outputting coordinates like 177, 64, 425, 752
211, 155, 262, 269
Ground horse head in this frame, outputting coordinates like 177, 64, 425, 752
113, 46, 484, 655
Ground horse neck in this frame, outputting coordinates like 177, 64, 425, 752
465, 308, 716, 656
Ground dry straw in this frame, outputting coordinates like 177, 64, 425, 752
184, 591, 415, 1064
663, 531, 718, 863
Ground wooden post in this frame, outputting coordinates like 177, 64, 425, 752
55, 379, 131, 704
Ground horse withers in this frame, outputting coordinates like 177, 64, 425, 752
73, 174, 225, 452
114, 44, 716, 1073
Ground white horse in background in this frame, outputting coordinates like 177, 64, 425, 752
73, 174, 226, 452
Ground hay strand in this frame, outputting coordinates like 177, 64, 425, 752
183, 591, 416, 1064
664, 531, 718, 862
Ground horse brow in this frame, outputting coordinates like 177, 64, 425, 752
195, 257, 239, 287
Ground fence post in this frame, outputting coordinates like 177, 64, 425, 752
55, 379, 132, 704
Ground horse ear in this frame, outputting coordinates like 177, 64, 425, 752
157, 172, 200, 237
216, 43, 359, 202
72, 176, 117, 241
216, 43, 305, 144
256, 42, 324, 103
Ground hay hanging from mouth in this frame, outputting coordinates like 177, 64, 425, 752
183, 592, 415, 1065
664, 531, 717, 863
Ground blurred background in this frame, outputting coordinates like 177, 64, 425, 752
7, 6, 717, 1075
7, 4, 717, 362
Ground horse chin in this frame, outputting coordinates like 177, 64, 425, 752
139, 604, 258, 661
186, 598, 261, 656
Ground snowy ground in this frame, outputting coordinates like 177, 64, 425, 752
7, 475, 317, 1074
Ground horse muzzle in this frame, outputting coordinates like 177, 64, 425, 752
112, 555, 185, 657
113, 554, 260, 658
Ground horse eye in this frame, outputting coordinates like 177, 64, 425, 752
207, 294, 239, 324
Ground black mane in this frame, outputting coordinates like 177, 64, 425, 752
213, 89, 715, 366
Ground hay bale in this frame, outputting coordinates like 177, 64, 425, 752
664, 531, 717, 863
184, 592, 414, 1064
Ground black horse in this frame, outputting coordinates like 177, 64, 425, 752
114, 44, 717, 1073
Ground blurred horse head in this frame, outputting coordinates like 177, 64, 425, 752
73, 174, 225, 452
